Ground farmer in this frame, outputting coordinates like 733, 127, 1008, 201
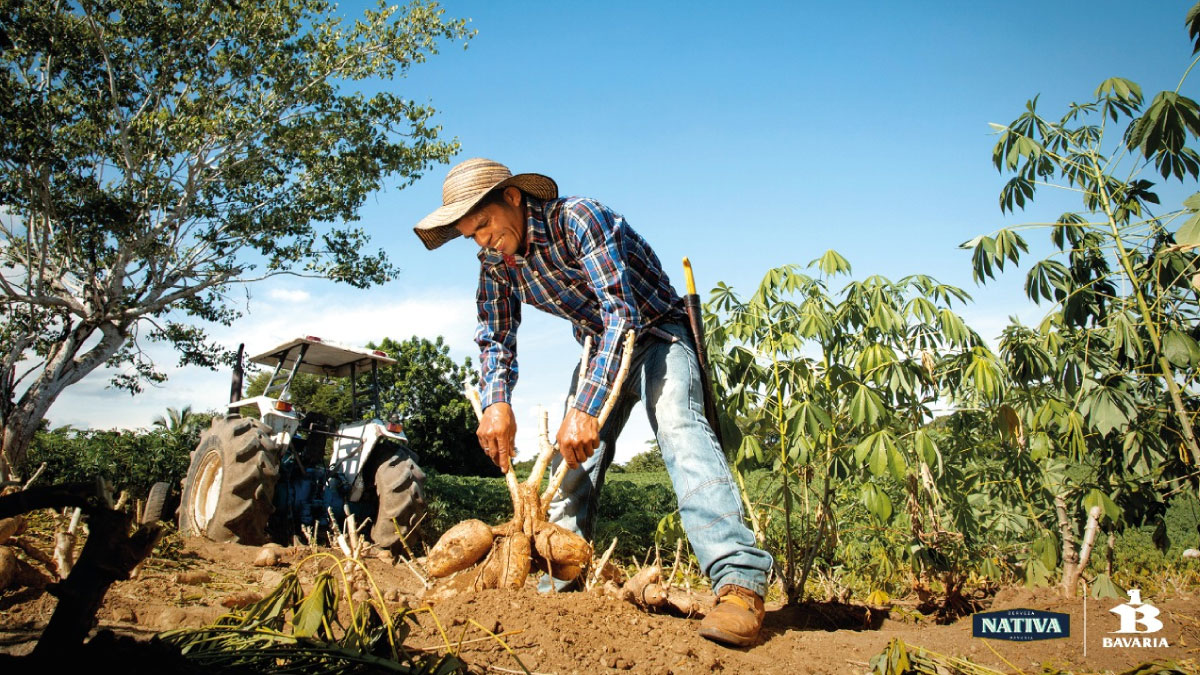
413, 158, 773, 647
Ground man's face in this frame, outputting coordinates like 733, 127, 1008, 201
454, 187, 525, 256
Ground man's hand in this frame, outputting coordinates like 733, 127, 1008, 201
557, 407, 600, 469
478, 402, 517, 472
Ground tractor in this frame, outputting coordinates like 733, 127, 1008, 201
173, 336, 426, 554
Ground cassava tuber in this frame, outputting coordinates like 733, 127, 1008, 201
426, 519, 493, 577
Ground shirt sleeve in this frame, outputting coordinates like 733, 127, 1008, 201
565, 200, 641, 417
475, 263, 521, 410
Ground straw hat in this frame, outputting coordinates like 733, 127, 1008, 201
413, 158, 558, 250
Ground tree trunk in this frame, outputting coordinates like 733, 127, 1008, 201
1, 322, 127, 480
2, 389, 59, 481
1, 414, 39, 482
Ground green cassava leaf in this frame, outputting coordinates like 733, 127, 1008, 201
860, 483, 893, 523
1080, 381, 1137, 435
1024, 558, 1052, 588
811, 249, 853, 277
739, 435, 766, 463
1163, 329, 1199, 367
888, 447, 907, 482
1083, 489, 1122, 523
1178, 212, 1200, 247
849, 383, 887, 427
292, 573, 335, 639
912, 429, 941, 473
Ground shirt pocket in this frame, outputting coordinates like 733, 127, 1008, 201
557, 276, 594, 316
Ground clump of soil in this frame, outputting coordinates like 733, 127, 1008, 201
1, 536, 1197, 674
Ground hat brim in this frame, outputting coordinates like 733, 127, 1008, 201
414, 173, 558, 250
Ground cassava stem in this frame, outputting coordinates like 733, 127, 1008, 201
541, 329, 637, 507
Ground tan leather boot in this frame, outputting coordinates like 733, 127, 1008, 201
698, 584, 765, 647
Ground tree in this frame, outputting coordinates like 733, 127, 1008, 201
152, 404, 198, 435
245, 335, 497, 477
0, 0, 474, 478
371, 336, 497, 477
623, 441, 666, 473
963, 3, 1200, 592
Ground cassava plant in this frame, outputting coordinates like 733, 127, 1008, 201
964, 1, 1200, 594
704, 253, 1010, 606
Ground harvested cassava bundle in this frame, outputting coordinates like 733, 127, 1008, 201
425, 331, 636, 591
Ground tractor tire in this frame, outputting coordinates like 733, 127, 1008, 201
370, 449, 427, 555
178, 416, 280, 545
141, 481, 171, 524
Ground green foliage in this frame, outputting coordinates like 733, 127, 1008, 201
958, 4, 1200, 594
22, 417, 210, 497
370, 337, 495, 477
0, 0, 473, 476
424, 473, 513, 534
593, 478, 677, 559
704, 253, 1006, 603
965, 15, 1200, 481
622, 442, 666, 473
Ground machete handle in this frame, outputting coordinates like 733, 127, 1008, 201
682, 257, 697, 296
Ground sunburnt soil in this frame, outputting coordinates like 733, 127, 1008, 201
1, 537, 1197, 674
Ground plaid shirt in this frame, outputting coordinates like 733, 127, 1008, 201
473, 196, 686, 417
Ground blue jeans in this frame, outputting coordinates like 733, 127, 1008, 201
539, 321, 772, 597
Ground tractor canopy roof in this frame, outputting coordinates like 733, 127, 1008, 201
248, 336, 396, 378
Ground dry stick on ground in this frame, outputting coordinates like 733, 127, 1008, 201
586, 537, 619, 591
428, 330, 636, 590
22, 463, 46, 490
54, 507, 83, 578
668, 538, 683, 587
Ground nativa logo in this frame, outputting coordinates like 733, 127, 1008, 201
1105, 589, 1169, 649
972, 608, 1070, 641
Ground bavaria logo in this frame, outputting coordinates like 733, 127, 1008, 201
1104, 589, 1169, 648
972, 608, 1070, 641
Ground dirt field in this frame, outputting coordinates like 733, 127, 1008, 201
1, 537, 1197, 674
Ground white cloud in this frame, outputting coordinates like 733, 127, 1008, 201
267, 288, 311, 303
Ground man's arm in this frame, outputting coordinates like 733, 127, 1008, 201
556, 199, 641, 468
567, 199, 641, 416
475, 265, 521, 471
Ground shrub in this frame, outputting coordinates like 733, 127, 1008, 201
23, 424, 201, 498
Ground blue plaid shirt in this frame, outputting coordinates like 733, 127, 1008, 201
473, 196, 686, 416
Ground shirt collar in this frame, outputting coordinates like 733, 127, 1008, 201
524, 197, 549, 249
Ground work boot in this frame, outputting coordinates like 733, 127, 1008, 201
698, 584, 765, 647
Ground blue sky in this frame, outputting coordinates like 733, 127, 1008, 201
48, 1, 1199, 463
